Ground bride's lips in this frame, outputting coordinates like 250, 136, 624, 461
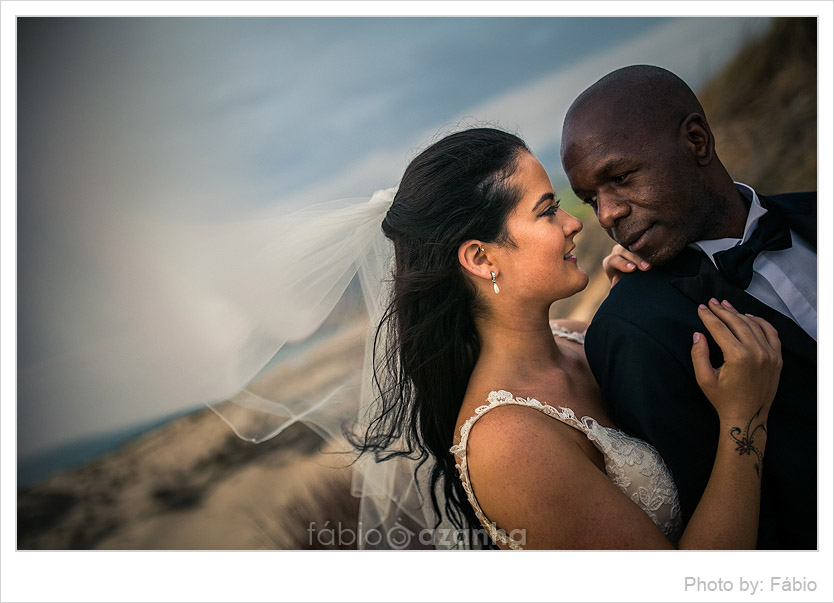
563, 246, 577, 263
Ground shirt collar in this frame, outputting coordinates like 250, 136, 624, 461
691, 182, 767, 259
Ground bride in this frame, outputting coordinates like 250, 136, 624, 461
349, 127, 781, 549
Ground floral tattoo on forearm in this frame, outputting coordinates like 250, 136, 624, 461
729, 407, 767, 478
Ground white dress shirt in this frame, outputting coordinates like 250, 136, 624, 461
691, 183, 817, 341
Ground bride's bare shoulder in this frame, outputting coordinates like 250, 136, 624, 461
454, 389, 584, 453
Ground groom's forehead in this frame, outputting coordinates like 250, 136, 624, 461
565, 82, 681, 138
562, 115, 654, 164
572, 98, 658, 136
564, 110, 675, 169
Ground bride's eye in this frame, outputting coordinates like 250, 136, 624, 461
539, 200, 561, 217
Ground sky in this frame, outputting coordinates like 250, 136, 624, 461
14, 16, 779, 459
4, 4, 834, 603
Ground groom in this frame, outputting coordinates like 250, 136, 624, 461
560, 65, 816, 549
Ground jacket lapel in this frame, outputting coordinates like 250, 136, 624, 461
670, 248, 816, 364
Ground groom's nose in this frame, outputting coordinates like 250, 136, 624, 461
596, 193, 630, 229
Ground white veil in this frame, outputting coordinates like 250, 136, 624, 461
203, 187, 398, 445
202, 186, 450, 548
20, 184, 458, 549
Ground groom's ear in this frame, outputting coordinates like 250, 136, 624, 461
458, 240, 494, 281
680, 113, 716, 167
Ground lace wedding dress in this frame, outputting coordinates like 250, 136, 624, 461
449, 325, 682, 549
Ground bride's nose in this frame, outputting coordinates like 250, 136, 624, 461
562, 211, 583, 236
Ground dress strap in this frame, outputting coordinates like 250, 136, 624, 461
549, 321, 585, 345
449, 390, 589, 549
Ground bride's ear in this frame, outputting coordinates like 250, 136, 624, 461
458, 240, 494, 280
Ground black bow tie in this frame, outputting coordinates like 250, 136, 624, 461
713, 210, 792, 289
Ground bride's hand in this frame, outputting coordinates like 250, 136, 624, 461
691, 299, 782, 424
602, 244, 651, 286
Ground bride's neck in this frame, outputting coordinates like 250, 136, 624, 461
474, 305, 564, 372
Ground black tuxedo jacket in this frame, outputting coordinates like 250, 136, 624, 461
585, 191, 817, 549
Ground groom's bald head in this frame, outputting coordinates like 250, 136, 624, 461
562, 65, 706, 146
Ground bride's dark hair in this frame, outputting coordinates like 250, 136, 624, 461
351, 127, 529, 540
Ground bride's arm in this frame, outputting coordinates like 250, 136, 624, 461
676, 299, 780, 549
464, 300, 780, 549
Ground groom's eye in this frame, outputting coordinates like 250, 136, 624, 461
583, 195, 597, 207
612, 172, 631, 184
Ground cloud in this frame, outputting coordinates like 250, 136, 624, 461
263, 18, 770, 208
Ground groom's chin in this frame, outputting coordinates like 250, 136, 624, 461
639, 244, 681, 267
629, 230, 689, 266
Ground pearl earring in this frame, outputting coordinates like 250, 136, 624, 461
490, 271, 500, 294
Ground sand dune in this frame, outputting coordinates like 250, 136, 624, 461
18, 318, 365, 550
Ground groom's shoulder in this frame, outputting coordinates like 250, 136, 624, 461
762, 190, 816, 214
762, 190, 817, 247
590, 264, 691, 330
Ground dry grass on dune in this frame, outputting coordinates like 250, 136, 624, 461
18, 413, 357, 550
699, 17, 817, 194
